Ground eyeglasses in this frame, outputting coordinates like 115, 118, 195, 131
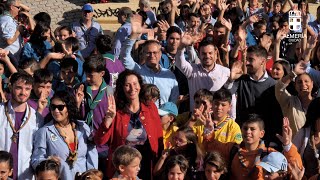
50, 104, 66, 111
12, 5, 20, 10
146, 51, 160, 56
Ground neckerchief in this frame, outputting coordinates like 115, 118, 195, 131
103, 53, 116, 63
30, 90, 51, 108
214, 116, 232, 131
85, 79, 107, 125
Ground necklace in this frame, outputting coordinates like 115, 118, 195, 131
54, 121, 78, 167
238, 140, 265, 174
5, 102, 31, 143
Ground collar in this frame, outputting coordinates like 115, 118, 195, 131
249, 71, 269, 82
103, 53, 115, 62
144, 64, 162, 74
200, 62, 216, 73
7, 100, 30, 121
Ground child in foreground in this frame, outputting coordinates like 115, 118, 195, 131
0, 151, 13, 180
190, 88, 242, 145
35, 158, 60, 180
165, 155, 189, 180
203, 115, 303, 179
111, 145, 142, 180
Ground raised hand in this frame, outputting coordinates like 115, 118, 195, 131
276, 28, 288, 42
276, 117, 292, 146
221, 18, 232, 32
131, 14, 143, 35
106, 95, 116, 119
248, 14, 260, 24
157, 20, 170, 32
230, 61, 243, 80
147, 29, 155, 40
179, 32, 194, 49
293, 61, 307, 75
220, 0, 229, 11
0, 48, 10, 63
37, 91, 48, 113
306, 35, 317, 50
288, 161, 305, 180
75, 84, 85, 108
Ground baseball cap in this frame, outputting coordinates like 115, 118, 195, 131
158, 102, 178, 117
82, 4, 93, 12
259, 152, 288, 173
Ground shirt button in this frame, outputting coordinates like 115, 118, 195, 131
149, 135, 151, 138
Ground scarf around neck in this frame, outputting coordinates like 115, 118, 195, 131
85, 79, 107, 125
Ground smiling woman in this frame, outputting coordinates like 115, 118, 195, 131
31, 91, 98, 179
94, 69, 163, 179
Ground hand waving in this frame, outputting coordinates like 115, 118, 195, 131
230, 61, 243, 80
75, 84, 85, 108
276, 117, 292, 146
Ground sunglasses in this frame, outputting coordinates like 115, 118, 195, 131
50, 104, 66, 111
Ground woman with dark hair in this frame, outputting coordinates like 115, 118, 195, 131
21, 22, 65, 68
94, 69, 163, 180
31, 91, 98, 179
293, 97, 320, 178
275, 64, 315, 136
21, 22, 51, 61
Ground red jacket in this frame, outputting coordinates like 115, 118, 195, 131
94, 102, 163, 178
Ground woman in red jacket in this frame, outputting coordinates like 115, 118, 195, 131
94, 69, 163, 180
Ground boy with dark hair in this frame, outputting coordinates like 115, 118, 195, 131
53, 58, 80, 92
204, 115, 302, 179
96, 34, 124, 88
75, 54, 112, 177
189, 88, 242, 145
28, 69, 53, 117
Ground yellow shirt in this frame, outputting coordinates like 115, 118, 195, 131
163, 123, 179, 149
191, 116, 242, 145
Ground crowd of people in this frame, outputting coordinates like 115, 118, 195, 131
0, 0, 319, 179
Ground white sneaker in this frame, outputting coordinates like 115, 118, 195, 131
316, 0, 320, 3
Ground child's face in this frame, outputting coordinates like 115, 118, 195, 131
212, 100, 231, 119
85, 71, 105, 87
0, 162, 12, 180
36, 170, 59, 180
271, 63, 285, 79
205, 164, 223, 180
263, 169, 285, 180
120, 157, 141, 178
59, 29, 71, 41
241, 122, 264, 145
174, 131, 188, 147
160, 114, 174, 126
167, 164, 185, 180
61, 67, 76, 85
194, 97, 212, 113
273, 3, 281, 13
34, 82, 52, 99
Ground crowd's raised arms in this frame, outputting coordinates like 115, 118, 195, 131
0, 0, 319, 179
